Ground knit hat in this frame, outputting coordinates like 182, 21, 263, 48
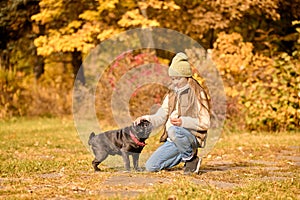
168, 52, 192, 77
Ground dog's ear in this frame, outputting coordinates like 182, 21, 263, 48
132, 121, 140, 127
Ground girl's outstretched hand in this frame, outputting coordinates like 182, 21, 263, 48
133, 116, 147, 126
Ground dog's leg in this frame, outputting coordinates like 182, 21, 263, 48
92, 152, 108, 172
132, 153, 142, 171
121, 150, 131, 172
92, 159, 101, 172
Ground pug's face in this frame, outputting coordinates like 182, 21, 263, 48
131, 120, 153, 139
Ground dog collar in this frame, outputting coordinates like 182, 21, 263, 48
130, 131, 146, 147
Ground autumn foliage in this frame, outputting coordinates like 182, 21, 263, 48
213, 32, 300, 131
0, 0, 299, 131
94, 51, 169, 127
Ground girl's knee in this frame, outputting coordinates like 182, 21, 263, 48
145, 160, 160, 172
168, 126, 186, 140
167, 126, 177, 141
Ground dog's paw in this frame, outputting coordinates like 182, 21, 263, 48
134, 167, 144, 172
93, 167, 101, 172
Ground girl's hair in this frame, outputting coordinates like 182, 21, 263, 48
188, 77, 211, 115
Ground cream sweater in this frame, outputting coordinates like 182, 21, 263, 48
143, 84, 210, 131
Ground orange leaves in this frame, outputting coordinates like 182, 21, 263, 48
212, 30, 300, 130
208, 0, 249, 21
213, 32, 254, 76
249, 0, 280, 20
10, 0, 300, 130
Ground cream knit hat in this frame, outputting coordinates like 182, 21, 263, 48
168, 52, 192, 77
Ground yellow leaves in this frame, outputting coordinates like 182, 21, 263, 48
118, 9, 160, 28
31, 0, 64, 24
39, 0, 63, 9
225, 87, 240, 98
68, 20, 82, 29
292, 20, 300, 26
97, 0, 118, 14
244, 101, 251, 108
31, 10, 57, 24
162, 1, 180, 10
138, 0, 180, 11
34, 24, 98, 56
210, 0, 249, 21
34, 36, 54, 56
213, 32, 254, 74
97, 29, 121, 41
34, 36, 48, 48
249, 0, 280, 20
293, 21, 300, 44
251, 54, 273, 72
57, 20, 83, 34
138, 1, 161, 10
211, 30, 300, 130
79, 1, 118, 21
190, 9, 230, 30
79, 11, 100, 21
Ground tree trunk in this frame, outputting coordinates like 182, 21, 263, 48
72, 50, 85, 85
34, 55, 44, 79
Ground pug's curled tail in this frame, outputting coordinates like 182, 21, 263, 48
88, 132, 95, 145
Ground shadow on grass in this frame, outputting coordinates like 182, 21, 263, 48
200, 161, 252, 174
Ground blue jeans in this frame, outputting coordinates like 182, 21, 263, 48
145, 126, 198, 172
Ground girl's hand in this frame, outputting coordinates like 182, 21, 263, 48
170, 117, 182, 126
133, 116, 147, 125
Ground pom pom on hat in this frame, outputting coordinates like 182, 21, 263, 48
168, 52, 192, 77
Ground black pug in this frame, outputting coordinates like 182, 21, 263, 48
88, 119, 153, 172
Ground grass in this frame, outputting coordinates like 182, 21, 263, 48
0, 117, 299, 199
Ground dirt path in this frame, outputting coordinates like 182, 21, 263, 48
96, 145, 300, 198
1, 150, 298, 199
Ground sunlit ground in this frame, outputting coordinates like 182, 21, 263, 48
0, 118, 299, 199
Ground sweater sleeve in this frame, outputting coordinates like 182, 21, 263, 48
142, 95, 169, 128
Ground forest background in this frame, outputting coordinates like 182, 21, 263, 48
0, 0, 299, 132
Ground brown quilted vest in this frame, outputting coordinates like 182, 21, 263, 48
159, 78, 210, 148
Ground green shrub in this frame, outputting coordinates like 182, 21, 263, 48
0, 68, 30, 118
0, 60, 73, 119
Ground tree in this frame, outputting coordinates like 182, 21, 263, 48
0, 0, 44, 78
31, 0, 180, 81
1, 0, 299, 129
